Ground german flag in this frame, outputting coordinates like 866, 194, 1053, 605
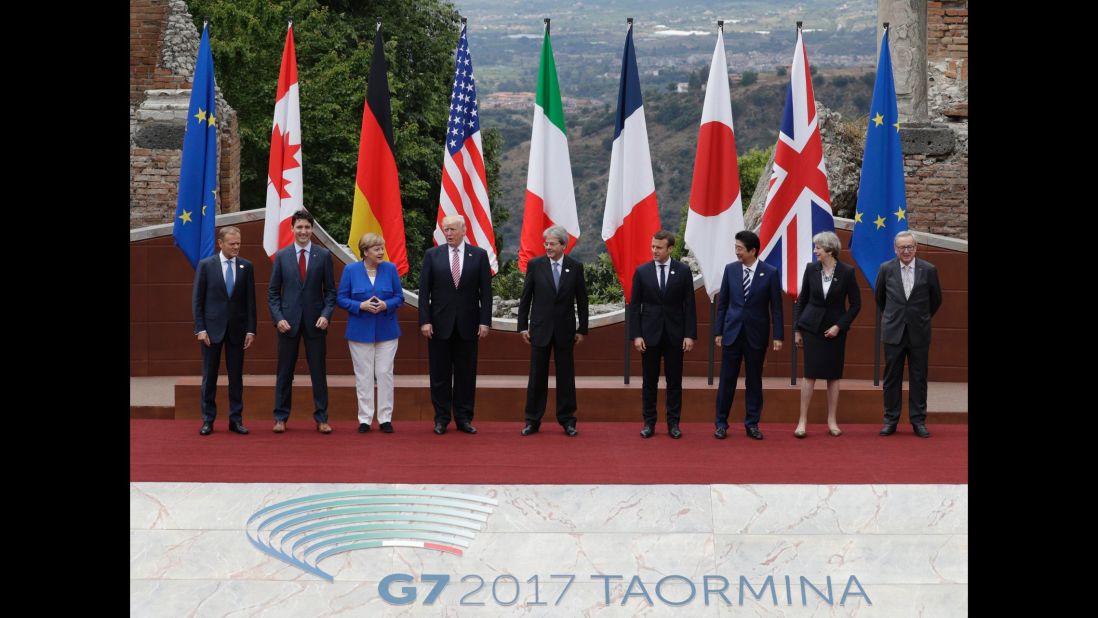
348, 24, 407, 274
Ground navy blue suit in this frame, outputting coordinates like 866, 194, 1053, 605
418, 242, 493, 426
714, 259, 784, 429
268, 243, 337, 423
192, 253, 257, 424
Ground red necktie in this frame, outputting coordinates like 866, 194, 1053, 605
298, 248, 307, 283
451, 247, 461, 288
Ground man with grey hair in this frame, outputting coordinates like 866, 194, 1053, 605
517, 225, 588, 436
193, 226, 256, 436
874, 230, 942, 438
418, 215, 493, 435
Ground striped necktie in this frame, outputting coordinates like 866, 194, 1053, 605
742, 266, 751, 300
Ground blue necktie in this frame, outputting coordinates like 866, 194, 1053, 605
742, 266, 751, 300
225, 259, 235, 296
659, 264, 666, 293
553, 261, 561, 291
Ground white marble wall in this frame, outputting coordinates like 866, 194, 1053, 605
132, 483, 967, 616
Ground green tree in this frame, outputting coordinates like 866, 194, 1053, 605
740, 70, 758, 86
188, 0, 492, 290
738, 146, 774, 206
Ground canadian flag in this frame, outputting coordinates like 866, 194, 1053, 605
262, 23, 303, 259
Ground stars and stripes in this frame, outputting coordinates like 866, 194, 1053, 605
433, 22, 497, 273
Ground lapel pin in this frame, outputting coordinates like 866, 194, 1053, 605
759, 272, 764, 277
565, 268, 570, 273
670, 270, 675, 275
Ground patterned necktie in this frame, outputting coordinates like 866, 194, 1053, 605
742, 266, 751, 299
659, 264, 666, 293
451, 247, 461, 288
224, 259, 234, 296
902, 265, 913, 299
298, 248, 307, 283
553, 261, 561, 291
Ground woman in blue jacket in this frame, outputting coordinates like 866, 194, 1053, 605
338, 233, 404, 433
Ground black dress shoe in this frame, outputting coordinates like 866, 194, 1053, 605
434, 423, 447, 435
458, 423, 477, 434
199, 422, 213, 436
745, 426, 764, 440
380, 422, 393, 433
640, 425, 655, 439
564, 425, 578, 437
879, 423, 897, 436
668, 425, 682, 439
713, 427, 727, 439
520, 424, 539, 436
912, 424, 931, 438
358, 423, 371, 433
229, 422, 249, 435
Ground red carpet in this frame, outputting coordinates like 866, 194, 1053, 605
131, 420, 966, 484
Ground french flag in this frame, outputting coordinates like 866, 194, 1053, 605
600, 21, 661, 303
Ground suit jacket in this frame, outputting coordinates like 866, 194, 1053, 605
517, 255, 589, 347
793, 260, 861, 335
337, 260, 404, 343
628, 260, 698, 345
193, 253, 257, 344
874, 257, 942, 347
715, 259, 784, 349
417, 242, 493, 340
267, 243, 337, 338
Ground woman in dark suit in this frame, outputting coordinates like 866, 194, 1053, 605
792, 231, 861, 437
338, 233, 404, 433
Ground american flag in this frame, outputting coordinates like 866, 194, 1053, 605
757, 28, 834, 299
433, 22, 498, 273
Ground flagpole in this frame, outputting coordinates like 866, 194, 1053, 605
622, 14, 634, 387
790, 297, 798, 385
707, 296, 716, 385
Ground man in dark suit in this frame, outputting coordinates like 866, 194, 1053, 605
628, 230, 697, 439
268, 209, 338, 433
517, 225, 588, 436
875, 230, 943, 438
714, 230, 784, 440
192, 226, 257, 436
418, 215, 493, 435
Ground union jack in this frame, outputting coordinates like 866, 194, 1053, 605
757, 28, 834, 299
433, 22, 498, 273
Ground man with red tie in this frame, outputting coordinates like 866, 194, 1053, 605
418, 215, 493, 435
268, 209, 337, 433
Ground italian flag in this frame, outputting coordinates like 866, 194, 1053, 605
519, 23, 579, 272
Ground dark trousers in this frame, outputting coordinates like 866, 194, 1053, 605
524, 339, 577, 428
199, 337, 244, 424
883, 328, 930, 426
273, 329, 329, 423
428, 330, 479, 426
714, 330, 767, 429
641, 332, 685, 427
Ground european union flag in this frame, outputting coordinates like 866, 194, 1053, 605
172, 23, 219, 269
850, 28, 907, 291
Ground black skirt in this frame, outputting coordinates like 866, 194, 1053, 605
802, 329, 847, 380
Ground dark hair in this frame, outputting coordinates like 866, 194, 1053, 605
652, 229, 676, 247
735, 230, 760, 255
291, 209, 315, 226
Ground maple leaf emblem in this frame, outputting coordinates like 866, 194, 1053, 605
268, 125, 301, 199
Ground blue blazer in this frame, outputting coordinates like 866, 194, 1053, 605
337, 260, 404, 343
192, 254, 256, 344
715, 259, 784, 350
267, 244, 337, 338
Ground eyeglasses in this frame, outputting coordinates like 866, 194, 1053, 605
896, 245, 916, 252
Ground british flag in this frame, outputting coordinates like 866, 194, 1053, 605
757, 28, 834, 300
433, 21, 498, 273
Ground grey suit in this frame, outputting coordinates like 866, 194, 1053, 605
874, 257, 943, 425
268, 243, 337, 423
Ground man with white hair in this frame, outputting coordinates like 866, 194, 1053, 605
875, 230, 943, 438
